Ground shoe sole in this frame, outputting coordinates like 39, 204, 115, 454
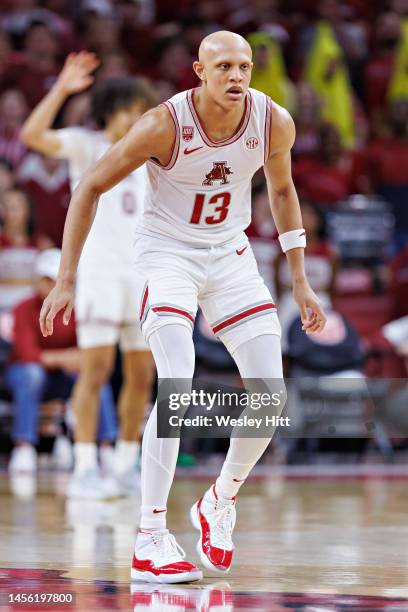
189, 502, 231, 574
130, 567, 203, 584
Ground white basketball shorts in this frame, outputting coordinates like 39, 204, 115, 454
75, 273, 148, 351
134, 233, 281, 354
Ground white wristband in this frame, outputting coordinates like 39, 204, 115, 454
278, 229, 307, 253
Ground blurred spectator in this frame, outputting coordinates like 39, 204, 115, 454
0, 158, 15, 207
83, 14, 124, 62
388, 243, 408, 319
247, 31, 295, 110
17, 153, 70, 248
96, 51, 130, 81
119, 0, 155, 61
303, 0, 356, 147
292, 82, 322, 159
293, 123, 368, 206
151, 35, 198, 91
364, 12, 402, 128
1, 0, 74, 50
181, 14, 214, 57
4, 21, 61, 109
226, 0, 289, 38
366, 98, 408, 250
275, 202, 339, 351
338, 11, 368, 102
0, 30, 24, 85
0, 89, 28, 168
0, 188, 49, 313
5, 248, 117, 473
60, 92, 91, 127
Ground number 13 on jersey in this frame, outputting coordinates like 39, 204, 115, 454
190, 192, 231, 225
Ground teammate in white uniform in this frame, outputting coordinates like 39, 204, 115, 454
22, 53, 156, 497
40, 33, 326, 581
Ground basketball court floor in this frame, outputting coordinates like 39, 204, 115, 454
1, 466, 408, 611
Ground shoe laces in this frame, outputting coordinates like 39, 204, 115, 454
210, 503, 236, 549
152, 531, 186, 564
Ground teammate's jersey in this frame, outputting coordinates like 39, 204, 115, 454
136, 87, 273, 247
57, 127, 146, 276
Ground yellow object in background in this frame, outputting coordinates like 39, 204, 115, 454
247, 32, 294, 111
388, 19, 408, 102
304, 22, 355, 148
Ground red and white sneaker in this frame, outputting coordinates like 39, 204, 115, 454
131, 529, 203, 584
190, 484, 236, 573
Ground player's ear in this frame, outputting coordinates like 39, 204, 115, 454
193, 61, 205, 82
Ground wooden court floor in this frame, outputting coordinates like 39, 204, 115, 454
1, 469, 408, 611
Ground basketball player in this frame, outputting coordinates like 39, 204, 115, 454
40, 33, 326, 580
22, 53, 156, 497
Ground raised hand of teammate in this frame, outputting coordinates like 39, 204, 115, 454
293, 279, 326, 334
55, 51, 100, 96
39, 280, 74, 337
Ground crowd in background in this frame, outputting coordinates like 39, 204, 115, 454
0, 0, 407, 465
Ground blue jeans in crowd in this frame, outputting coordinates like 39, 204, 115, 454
5, 363, 117, 445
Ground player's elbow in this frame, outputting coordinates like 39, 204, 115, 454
270, 180, 294, 202
75, 175, 102, 203
20, 123, 36, 147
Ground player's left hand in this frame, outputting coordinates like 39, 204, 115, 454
293, 279, 326, 334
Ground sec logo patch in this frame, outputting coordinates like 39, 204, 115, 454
245, 137, 259, 149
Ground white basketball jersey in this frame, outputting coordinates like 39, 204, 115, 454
57, 127, 147, 276
136, 87, 272, 246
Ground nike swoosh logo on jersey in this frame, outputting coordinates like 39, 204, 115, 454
236, 247, 247, 256
233, 478, 245, 482
184, 146, 204, 155
153, 508, 167, 513
299, 231, 306, 237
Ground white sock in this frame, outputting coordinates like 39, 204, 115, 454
216, 335, 285, 499
203, 483, 234, 509
99, 445, 115, 475
73, 443, 98, 476
115, 440, 140, 474
140, 504, 168, 530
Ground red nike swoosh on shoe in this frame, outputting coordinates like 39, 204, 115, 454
299, 231, 306, 237
153, 508, 167, 513
236, 247, 247, 256
184, 146, 203, 155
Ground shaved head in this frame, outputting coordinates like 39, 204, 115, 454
198, 30, 252, 65
193, 30, 253, 109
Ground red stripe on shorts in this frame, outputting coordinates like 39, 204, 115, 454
139, 285, 149, 322
212, 302, 276, 334
152, 306, 195, 325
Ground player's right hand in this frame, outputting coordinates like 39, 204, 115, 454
56, 51, 100, 96
39, 282, 75, 337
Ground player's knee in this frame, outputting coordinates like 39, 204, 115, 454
82, 363, 112, 390
125, 365, 154, 393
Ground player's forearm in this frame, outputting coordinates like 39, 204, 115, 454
20, 85, 67, 146
268, 180, 302, 233
58, 179, 99, 284
268, 181, 306, 281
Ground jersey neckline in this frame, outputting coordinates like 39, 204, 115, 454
187, 88, 252, 147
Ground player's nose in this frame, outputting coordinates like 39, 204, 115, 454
229, 66, 243, 82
